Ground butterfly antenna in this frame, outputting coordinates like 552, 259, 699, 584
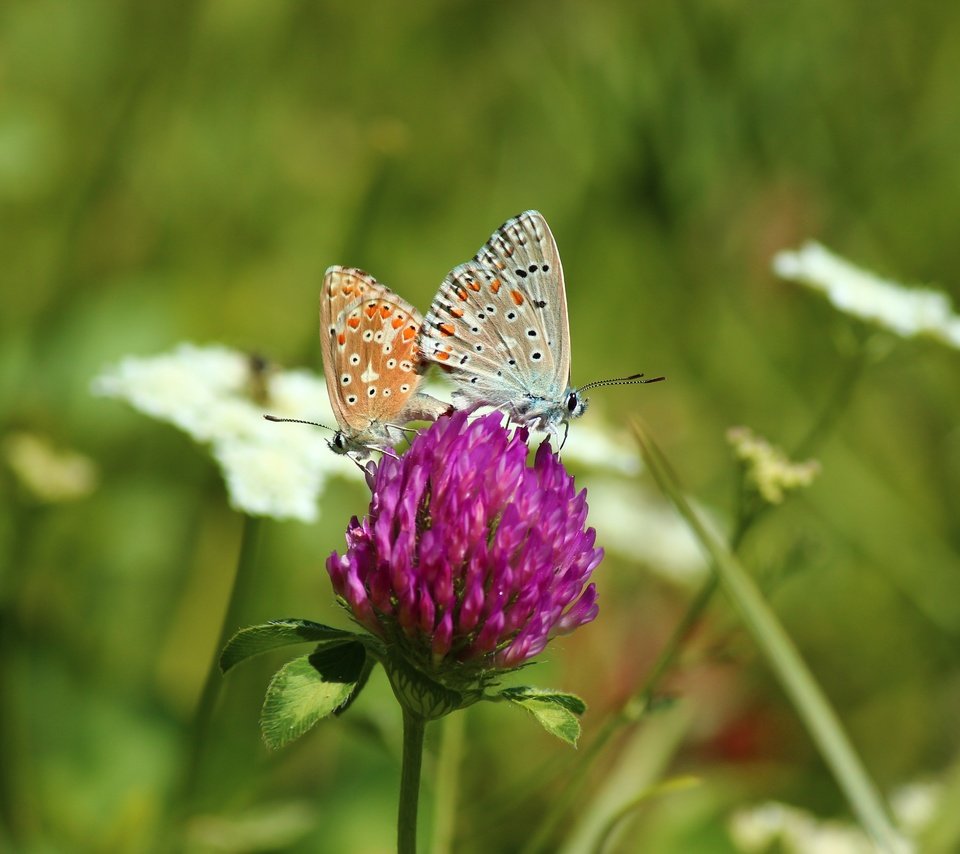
264, 414, 334, 432
575, 373, 666, 394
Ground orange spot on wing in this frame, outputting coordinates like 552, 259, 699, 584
490, 278, 501, 293
438, 322, 455, 336
380, 305, 392, 318
402, 325, 417, 342
347, 317, 361, 329
434, 350, 450, 361
337, 333, 346, 345
365, 304, 378, 319
343, 285, 354, 296
467, 280, 481, 292
449, 307, 464, 318
510, 290, 525, 306
391, 316, 404, 329
456, 288, 468, 301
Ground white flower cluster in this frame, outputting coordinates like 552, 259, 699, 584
727, 426, 820, 505
773, 241, 960, 347
729, 802, 877, 854
92, 343, 362, 522
561, 419, 644, 477
729, 781, 941, 854
4, 432, 99, 503
584, 476, 710, 585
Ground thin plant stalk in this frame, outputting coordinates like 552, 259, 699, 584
431, 712, 465, 854
592, 776, 701, 854
178, 514, 263, 808
399, 709, 427, 854
636, 424, 902, 851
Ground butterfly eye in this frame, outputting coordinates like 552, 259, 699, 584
333, 433, 347, 451
566, 393, 580, 414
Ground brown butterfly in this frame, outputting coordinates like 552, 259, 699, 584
317, 266, 449, 457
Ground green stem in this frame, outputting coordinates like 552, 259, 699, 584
592, 776, 701, 854
399, 708, 427, 854
178, 514, 262, 810
430, 712, 464, 854
791, 335, 871, 460
0, 503, 42, 843
637, 426, 901, 851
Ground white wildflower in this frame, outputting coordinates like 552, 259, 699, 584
584, 476, 709, 585
729, 801, 909, 854
890, 781, 941, 837
773, 241, 960, 347
4, 433, 99, 502
93, 343, 362, 523
727, 426, 820, 505
187, 801, 315, 851
92, 343, 248, 442
560, 419, 643, 476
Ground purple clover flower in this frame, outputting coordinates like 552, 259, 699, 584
326, 411, 603, 688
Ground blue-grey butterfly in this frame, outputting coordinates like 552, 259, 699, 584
419, 211, 662, 440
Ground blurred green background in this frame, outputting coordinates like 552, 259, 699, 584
3, 1, 960, 851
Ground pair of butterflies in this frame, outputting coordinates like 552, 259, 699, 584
317, 210, 662, 457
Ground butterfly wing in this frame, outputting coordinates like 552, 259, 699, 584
320, 266, 435, 444
420, 211, 570, 412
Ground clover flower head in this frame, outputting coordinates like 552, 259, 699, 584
92, 343, 361, 522
773, 241, 960, 348
326, 411, 603, 688
727, 426, 820, 505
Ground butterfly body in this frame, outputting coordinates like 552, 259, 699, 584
321, 266, 449, 457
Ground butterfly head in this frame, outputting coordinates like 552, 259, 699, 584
564, 388, 589, 420
329, 430, 354, 456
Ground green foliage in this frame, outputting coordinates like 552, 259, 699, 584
498, 687, 587, 747
219, 619, 359, 674
260, 642, 369, 750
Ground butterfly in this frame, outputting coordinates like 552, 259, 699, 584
419, 211, 663, 440
315, 265, 450, 457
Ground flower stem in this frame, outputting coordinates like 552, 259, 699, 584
399, 708, 427, 854
178, 514, 262, 809
430, 712, 464, 854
